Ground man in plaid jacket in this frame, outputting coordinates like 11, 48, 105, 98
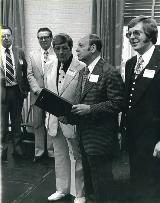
70, 34, 124, 202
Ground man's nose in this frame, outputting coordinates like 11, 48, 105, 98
4, 35, 9, 39
130, 33, 135, 39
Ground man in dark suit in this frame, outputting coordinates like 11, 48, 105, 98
0, 25, 29, 162
122, 15, 160, 199
71, 34, 124, 202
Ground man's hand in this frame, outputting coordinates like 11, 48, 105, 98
58, 116, 68, 124
153, 141, 160, 158
35, 89, 42, 96
71, 104, 90, 116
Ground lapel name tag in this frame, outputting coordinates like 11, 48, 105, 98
19, 59, 23, 65
67, 69, 76, 77
143, 69, 155, 78
89, 74, 99, 83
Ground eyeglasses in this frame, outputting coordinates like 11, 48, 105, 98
2, 34, 12, 39
126, 30, 143, 39
38, 36, 51, 41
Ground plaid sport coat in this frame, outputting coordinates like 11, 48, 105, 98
76, 58, 124, 156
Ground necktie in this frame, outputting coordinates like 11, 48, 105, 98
134, 55, 144, 75
82, 66, 90, 93
58, 63, 65, 92
44, 50, 49, 64
5, 48, 14, 83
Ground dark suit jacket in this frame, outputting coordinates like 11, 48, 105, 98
76, 58, 124, 156
122, 45, 160, 157
0, 47, 29, 104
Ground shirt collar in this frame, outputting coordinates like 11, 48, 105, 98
88, 55, 101, 74
41, 46, 52, 54
58, 54, 73, 73
137, 45, 155, 67
1, 45, 12, 53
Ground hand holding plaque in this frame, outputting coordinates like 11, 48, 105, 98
35, 88, 73, 117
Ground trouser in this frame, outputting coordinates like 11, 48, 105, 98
1, 85, 23, 152
80, 144, 114, 202
52, 125, 85, 197
129, 150, 160, 199
33, 105, 54, 157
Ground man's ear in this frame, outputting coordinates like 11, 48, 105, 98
90, 44, 96, 53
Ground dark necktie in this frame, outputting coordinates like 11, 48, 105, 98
44, 50, 49, 64
134, 55, 144, 76
82, 66, 90, 93
5, 48, 14, 83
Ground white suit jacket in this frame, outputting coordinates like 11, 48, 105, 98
45, 57, 85, 138
27, 47, 56, 105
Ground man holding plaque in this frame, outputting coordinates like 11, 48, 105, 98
46, 33, 86, 203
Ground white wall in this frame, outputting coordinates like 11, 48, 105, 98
24, 0, 92, 57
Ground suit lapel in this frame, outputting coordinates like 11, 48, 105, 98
35, 49, 43, 76
45, 59, 58, 94
81, 58, 104, 100
125, 57, 136, 91
131, 46, 160, 107
125, 57, 136, 104
12, 48, 18, 71
0, 55, 5, 74
59, 58, 81, 96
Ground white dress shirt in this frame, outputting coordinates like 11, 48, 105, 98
136, 45, 155, 70
87, 55, 101, 79
1, 45, 17, 86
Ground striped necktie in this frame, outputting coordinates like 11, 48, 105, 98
5, 48, 14, 83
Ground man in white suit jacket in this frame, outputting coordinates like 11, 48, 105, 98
46, 33, 85, 203
27, 27, 56, 162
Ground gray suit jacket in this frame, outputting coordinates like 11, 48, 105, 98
27, 47, 56, 128
27, 47, 56, 105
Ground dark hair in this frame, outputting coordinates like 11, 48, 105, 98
88, 34, 102, 52
1, 25, 12, 34
128, 15, 158, 44
37, 27, 53, 38
52, 33, 73, 50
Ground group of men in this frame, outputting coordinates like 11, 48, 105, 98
1, 15, 160, 202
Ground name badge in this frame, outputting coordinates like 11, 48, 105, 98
143, 69, 155, 78
19, 59, 23, 65
89, 74, 99, 83
67, 69, 76, 77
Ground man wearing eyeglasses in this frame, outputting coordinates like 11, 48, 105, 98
27, 27, 56, 162
0, 25, 29, 162
121, 15, 160, 199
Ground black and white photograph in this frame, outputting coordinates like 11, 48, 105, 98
1, 0, 160, 203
